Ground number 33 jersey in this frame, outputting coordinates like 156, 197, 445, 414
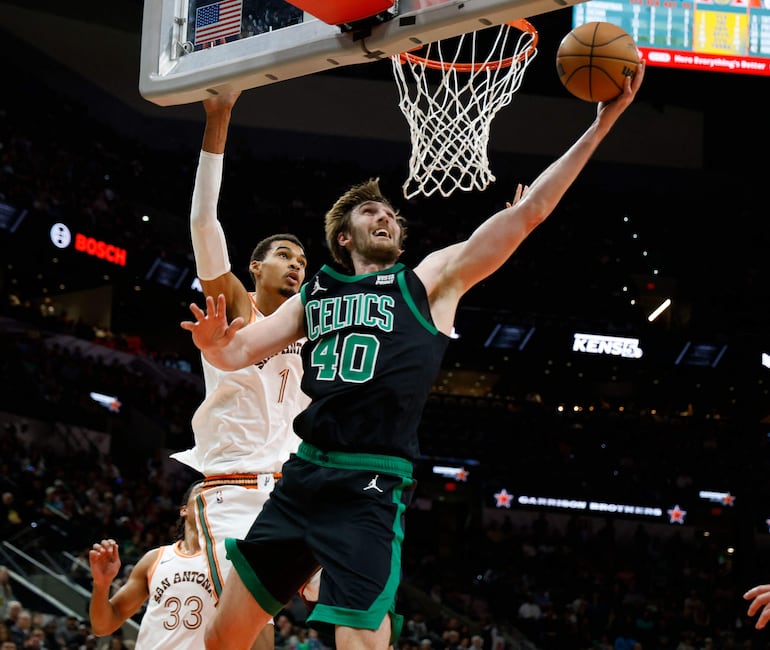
134, 541, 217, 650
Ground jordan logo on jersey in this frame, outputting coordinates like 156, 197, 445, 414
311, 277, 328, 295
364, 475, 383, 493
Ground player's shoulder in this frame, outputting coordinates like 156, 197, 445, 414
134, 545, 165, 573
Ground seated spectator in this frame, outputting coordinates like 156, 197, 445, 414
406, 611, 430, 642
57, 615, 82, 648
274, 612, 296, 649
22, 625, 46, 649
0, 568, 14, 622
8, 609, 31, 648
0, 622, 13, 645
2, 602, 21, 630
41, 618, 65, 649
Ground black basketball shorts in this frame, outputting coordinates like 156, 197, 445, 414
225, 442, 415, 636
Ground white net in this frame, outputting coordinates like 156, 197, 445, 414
391, 20, 538, 199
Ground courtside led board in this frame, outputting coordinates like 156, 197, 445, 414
140, 0, 587, 106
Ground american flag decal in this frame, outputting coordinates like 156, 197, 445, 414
194, 0, 243, 46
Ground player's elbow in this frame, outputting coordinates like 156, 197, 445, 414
90, 620, 120, 637
522, 197, 555, 230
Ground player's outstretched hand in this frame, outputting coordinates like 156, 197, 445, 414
89, 539, 121, 588
744, 584, 770, 628
597, 58, 645, 119
181, 294, 245, 354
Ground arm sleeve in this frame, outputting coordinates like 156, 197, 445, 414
190, 150, 231, 281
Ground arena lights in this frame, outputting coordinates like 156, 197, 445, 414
89, 391, 122, 413
647, 298, 672, 322
432, 465, 469, 481
699, 490, 736, 506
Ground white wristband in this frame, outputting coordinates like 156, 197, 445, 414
191, 151, 231, 281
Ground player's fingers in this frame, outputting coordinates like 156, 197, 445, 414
754, 604, 770, 629
744, 585, 770, 599
227, 317, 245, 334
215, 293, 227, 317
746, 591, 770, 616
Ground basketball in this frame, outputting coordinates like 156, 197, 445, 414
556, 22, 639, 103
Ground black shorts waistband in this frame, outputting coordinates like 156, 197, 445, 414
297, 442, 413, 479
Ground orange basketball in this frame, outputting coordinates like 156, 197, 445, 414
556, 22, 639, 103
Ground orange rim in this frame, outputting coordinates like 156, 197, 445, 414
398, 18, 538, 72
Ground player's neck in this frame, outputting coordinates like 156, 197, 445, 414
180, 534, 199, 555
350, 248, 400, 276
252, 287, 288, 316
352, 259, 397, 276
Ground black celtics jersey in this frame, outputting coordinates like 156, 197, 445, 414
296, 262, 450, 461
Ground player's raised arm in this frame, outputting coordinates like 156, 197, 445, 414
190, 91, 257, 322
416, 61, 645, 331
89, 540, 155, 636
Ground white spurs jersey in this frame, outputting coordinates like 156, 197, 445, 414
171, 294, 309, 475
134, 541, 216, 650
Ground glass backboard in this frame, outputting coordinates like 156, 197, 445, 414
140, 0, 587, 106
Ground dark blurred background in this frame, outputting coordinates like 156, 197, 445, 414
1, 2, 770, 649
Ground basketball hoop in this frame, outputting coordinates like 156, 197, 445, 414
391, 19, 538, 199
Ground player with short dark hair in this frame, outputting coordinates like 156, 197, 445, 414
169, 91, 317, 650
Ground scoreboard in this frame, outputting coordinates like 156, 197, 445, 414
573, 0, 770, 75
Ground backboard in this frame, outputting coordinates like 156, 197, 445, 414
139, 0, 585, 106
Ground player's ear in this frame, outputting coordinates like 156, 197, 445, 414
337, 231, 352, 247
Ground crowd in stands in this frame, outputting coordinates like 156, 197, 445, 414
2, 371, 770, 650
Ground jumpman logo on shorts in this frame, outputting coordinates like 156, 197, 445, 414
311, 277, 327, 295
364, 474, 383, 493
